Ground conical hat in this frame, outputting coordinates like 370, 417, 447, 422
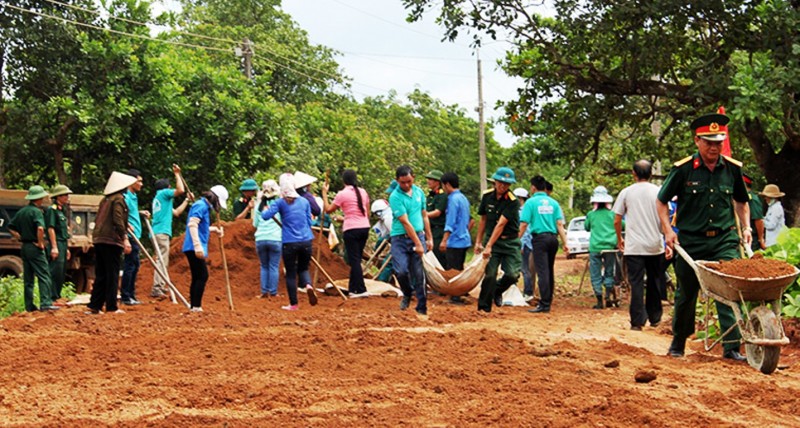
293, 171, 317, 189
103, 172, 138, 195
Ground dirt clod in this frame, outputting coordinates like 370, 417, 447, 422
604, 360, 620, 368
634, 370, 657, 383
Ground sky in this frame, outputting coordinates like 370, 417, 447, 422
152, 0, 532, 148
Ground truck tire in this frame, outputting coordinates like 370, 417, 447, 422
0, 255, 24, 277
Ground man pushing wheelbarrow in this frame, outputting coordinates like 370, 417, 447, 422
656, 112, 753, 363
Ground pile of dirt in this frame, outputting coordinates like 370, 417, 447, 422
140, 219, 352, 302
439, 268, 462, 281
705, 258, 796, 278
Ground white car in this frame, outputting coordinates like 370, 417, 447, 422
566, 216, 590, 259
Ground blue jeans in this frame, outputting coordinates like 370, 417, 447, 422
520, 245, 535, 296
256, 240, 282, 295
391, 233, 427, 314
282, 240, 312, 306
589, 252, 615, 296
120, 239, 140, 302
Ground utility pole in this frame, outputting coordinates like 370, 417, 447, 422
477, 50, 487, 193
241, 38, 253, 80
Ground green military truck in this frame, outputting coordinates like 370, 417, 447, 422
0, 189, 102, 293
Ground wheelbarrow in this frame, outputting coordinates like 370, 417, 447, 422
675, 244, 800, 374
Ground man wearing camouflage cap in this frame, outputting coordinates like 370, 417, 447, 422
475, 167, 522, 313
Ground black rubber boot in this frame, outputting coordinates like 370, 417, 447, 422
605, 288, 614, 308
592, 295, 604, 310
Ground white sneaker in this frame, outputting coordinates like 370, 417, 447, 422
190, 307, 203, 312
350, 292, 370, 298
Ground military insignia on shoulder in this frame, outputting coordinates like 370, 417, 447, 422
673, 155, 693, 167
482, 188, 494, 195
722, 155, 742, 167
508, 192, 517, 201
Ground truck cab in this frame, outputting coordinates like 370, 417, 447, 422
0, 189, 102, 292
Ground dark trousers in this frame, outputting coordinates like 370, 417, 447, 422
674, 231, 741, 352
120, 239, 140, 302
477, 238, 522, 312
46, 240, 68, 300
88, 243, 122, 312
532, 233, 558, 309
446, 247, 469, 271
185, 251, 209, 308
391, 234, 427, 314
343, 227, 369, 294
625, 254, 664, 327
22, 242, 53, 310
432, 229, 447, 270
282, 240, 312, 306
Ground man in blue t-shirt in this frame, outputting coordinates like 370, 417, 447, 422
149, 164, 190, 298
389, 165, 433, 318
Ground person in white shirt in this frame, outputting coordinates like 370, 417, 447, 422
760, 184, 787, 247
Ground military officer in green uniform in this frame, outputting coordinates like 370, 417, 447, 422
475, 167, 522, 312
46, 184, 73, 302
743, 174, 766, 251
8, 185, 58, 312
657, 112, 750, 361
425, 169, 448, 269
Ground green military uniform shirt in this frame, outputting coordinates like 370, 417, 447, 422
45, 204, 71, 241
233, 196, 252, 219
426, 188, 447, 235
9, 203, 45, 242
657, 153, 749, 233
478, 188, 520, 244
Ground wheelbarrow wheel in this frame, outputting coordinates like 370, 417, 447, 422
744, 306, 782, 375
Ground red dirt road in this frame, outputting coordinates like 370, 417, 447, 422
1, 221, 800, 427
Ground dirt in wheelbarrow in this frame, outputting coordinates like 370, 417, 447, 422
3, 233, 800, 427
705, 257, 796, 278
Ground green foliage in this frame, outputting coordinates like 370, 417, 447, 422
402, 0, 800, 225
0, 277, 76, 318
761, 227, 800, 318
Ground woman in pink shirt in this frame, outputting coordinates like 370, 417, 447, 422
322, 170, 371, 298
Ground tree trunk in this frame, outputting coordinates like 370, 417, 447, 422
46, 116, 77, 184
0, 43, 6, 189
744, 120, 800, 227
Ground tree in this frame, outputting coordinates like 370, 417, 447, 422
403, 0, 800, 225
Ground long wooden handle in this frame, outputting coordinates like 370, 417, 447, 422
216, 213, 234, 311
130, 234, 190, 308
144, 218, 177, 304
311, 256, 347, 300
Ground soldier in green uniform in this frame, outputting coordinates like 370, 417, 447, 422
45, 184, 73, 302
8, 185, 58, 312
425, 169, 448, 269
657, 112, 751, 362
743, 174, 766, 251
475, 167, 522, 313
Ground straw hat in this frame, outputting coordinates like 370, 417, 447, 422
50, 184, 73, 197
25, 185, 49, 201
262, 180, 280, 198
590, 186, 614, 203
759, 184, 785, 198
210, 185, 229, 209
103, 172, 138, 196
280, 173, 300, 198
293, 171, 317, 189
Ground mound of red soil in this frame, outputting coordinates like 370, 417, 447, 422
140, 219, 352, 302
705, 258, 796, 278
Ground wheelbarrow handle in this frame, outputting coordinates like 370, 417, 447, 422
673, 244, 700, 276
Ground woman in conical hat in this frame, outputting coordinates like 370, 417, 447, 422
759, 184, 786, 247
88, 172, 137, 314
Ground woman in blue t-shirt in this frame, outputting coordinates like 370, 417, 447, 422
182, 185, 228, 312
261, 173, 317, 311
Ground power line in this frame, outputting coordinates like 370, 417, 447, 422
1, 2, 233, 53
340, 51, 474, 62
47, 0, 362, 94
344, 52, 474, 79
